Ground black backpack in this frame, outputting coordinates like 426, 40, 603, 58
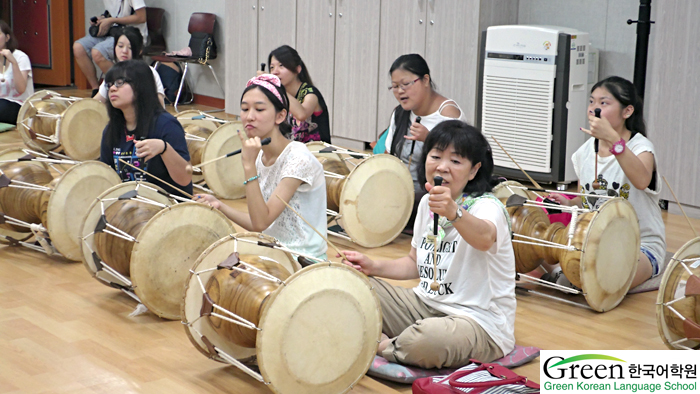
152, 62, 192, 104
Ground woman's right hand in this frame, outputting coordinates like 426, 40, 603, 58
547, 193, 572, 206
238, 131, 261, 171
193, 194, 222, 209
339, 250, 376, 276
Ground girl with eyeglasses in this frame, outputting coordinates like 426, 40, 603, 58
99, 60, 192, 198
259, 45, 331, 144
194, 74, 327, 260
93, 26, 165, 108
0, 20, 34, 125
384, 54, 465, 229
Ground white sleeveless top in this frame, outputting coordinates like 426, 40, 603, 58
385, 100, 465, 193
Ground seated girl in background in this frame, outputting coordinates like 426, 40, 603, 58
342, 120, 515, 369
263, 45, 330, 144
0, 20, 34, 125
384, 54, 464, 227
93, 26, 165, 108
549, 76, 666, 288
195, 74, 327, 260
99, 60, 192, 198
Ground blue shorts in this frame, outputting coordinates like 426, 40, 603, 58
640, 246, 661, 277
76, 35, 115, 62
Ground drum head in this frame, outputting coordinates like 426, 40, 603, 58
176, 110, 221, 132
657, 237, 700, 349
130, 202, 234, 320
16, 90, 64, 153
81, 181, 175, 288
201, 122, 245, 199
339, 154, 413, 248
492, 180, 538, 202
257, 263, 382, 394
182, 232, 302, 362
46, 161, 121, 261
59, 99, 109, 160
580, 198, 640, 312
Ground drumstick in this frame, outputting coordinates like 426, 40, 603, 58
430, 176, 443, 292
592, 108, 601, 189
407, 116, 422, 169
118, 158, 194, 199
1, 58, 5, 82
275, 194, 348, 261
190, 137, 272, 172
662, 176, 698, 238
490, 136, 543, 191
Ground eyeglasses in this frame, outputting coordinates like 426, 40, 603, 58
388, 78, 421, 92
105, 78, 131, 89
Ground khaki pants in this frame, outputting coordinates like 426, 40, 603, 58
370, 277, 503, 369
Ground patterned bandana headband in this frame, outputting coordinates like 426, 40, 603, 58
246, 74, 284, 105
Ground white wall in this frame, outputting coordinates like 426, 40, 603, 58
82, 0, 225, 99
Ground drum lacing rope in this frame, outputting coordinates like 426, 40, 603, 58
6, 179, 53, 192
79, 237, 133, 288
234, 236, 331, 266
512, 234, 580, 252
187, 325, 268, 384
192, 183, 213, 194
323, 171, 346, 179
659, 260, 700, 349
184, 134, 207, 142
517, 273, 582, 295
20, 119, 60, 144
190, 271, 261, 331
29, 223, 59, 256
178, 111, 236, 123
566, 209, 579, 249
509, 185, 617, 201
0, 233, 45, 253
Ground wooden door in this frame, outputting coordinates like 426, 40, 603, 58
333, 0, 380, 143
425, 0, 481, 123
257, 0, 296, 67
12, 0, 71, 86
296, 0, 335, 129
376, 0, 427, 137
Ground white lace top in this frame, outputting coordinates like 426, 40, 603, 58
256, 141, 328, 259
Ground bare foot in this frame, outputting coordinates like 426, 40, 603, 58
377, 333, 390, 355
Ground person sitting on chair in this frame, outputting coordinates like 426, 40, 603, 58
73, 0, 147, 95
0, 20, 34, 125
94, 26, 165, 108
99, 60, 192, 199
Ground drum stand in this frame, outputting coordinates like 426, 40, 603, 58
185, 236, 329, 384
504, 183, 617, 310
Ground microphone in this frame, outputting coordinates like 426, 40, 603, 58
433, 176, 443, 235
407, 116, 422, 168
592, 108, 602, 189
593, 108, 601, 152
260, 63, 266, 72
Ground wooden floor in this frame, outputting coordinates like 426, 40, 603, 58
1, 93, 698, 393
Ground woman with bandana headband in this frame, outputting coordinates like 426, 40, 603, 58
194, 74, 328, 259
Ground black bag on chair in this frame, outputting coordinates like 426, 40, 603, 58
188, 32, 217, 63
153, 62, 192, 104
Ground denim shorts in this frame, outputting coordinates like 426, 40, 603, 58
76, 35, 115, 62
640, 246, 661, 277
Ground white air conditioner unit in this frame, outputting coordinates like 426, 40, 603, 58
476, 25, 590, 188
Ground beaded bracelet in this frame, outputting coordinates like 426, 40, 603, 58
243, 175, 259, 185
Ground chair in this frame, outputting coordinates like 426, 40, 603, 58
143, 7, 167, 56
151, 13, 224, 112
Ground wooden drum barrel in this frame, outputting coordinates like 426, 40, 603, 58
93, 200, 162, 277
184, 124, 213, 168
205, 256, 291, 348
316, 157, 350, 212
0, 162, 54, 232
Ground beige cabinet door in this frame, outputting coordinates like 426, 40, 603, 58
376, 0, 428, 138
225, 1, 259, 115
425, 0, 481, 123
333, 0, 381, 142
258, 0, 297, 67
296, 0, 336, 130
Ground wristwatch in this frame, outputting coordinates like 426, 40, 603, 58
449, 207, 463, 223
609, 138, 626, 156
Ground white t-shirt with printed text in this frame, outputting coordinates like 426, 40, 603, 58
104, 0, 148, 43
256, 141, 328, 259
411, 194, 516, 357
0, 50, 34, 105
571, 133, 666, 266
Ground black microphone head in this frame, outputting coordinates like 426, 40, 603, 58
260, 137, 272, 146
434, 176, 443, 186
260, 63, 266, 71
594, 108, 601, 118
415, 116, 422, 124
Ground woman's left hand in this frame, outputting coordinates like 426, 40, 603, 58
238, 131, 261, 171
425, 182, 458, 219
134, 139, 166, 161
0, 49, 15, 64
405, 121, 429, 142
581, 115, 618, 144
